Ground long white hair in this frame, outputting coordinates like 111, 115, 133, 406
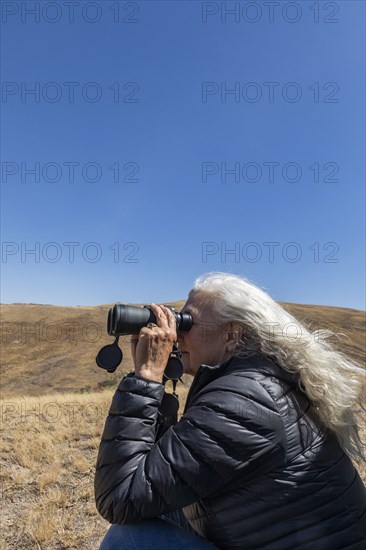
191, 272, 365, 460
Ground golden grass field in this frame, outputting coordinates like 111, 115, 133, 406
0, 384, 191, 550
0, 301, 365, 549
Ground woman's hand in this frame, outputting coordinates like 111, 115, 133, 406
130, 304, 177, 383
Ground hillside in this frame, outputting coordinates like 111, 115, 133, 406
1, 301, 365, 549
0, 301, 365, 399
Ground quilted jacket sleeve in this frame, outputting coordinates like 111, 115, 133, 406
94, 372, 286, 524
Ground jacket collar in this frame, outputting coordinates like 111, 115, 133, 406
183, 354, 297, 414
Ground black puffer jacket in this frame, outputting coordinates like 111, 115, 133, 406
94, 355, 366, 549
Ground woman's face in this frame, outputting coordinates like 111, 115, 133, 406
177, 292, 231, 376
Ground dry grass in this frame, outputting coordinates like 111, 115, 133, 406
0, 384, 191, 550
1, 391, 107, 549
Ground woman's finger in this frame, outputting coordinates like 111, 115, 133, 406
130, 334, 139, 363
149, 303, 169, 328
159, 305, 177, 331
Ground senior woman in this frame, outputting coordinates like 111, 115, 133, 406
95, 273, 366, 549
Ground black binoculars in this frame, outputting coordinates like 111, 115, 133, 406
107, 304, 193, 336
95, 303, 193, 439
96, 303, 192, 373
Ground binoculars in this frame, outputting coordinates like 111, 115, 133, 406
96, 303, 193, 438
107, 304, 193, 336
96, 304, 192, 373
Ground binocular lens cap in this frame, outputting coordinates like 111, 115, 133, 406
163, 356, 184, 380
96, 343, 123, 373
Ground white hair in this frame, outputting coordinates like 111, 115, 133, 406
191, 272, 365, 460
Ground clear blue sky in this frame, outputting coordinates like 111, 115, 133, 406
1, 0, 365, 309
